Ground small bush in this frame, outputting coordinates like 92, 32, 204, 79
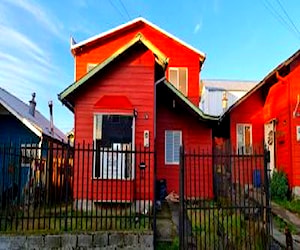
270, 170, 289, 201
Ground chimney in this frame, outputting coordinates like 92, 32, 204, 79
48, 100, 54, 135
222, 91, 228, 112
29, 93, 36, 116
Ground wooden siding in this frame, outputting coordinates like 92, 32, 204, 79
230, 90, 265, 150
288, 65, 300, 187
229, 60, 300, 189
74, 23, 200, 106
73, 49, 155, 201
156, 88, 213, 197
0, 114, 39, 144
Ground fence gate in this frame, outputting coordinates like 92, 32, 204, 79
179, 146, 272, 249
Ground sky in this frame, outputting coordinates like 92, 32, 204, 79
0, 0, 300, 133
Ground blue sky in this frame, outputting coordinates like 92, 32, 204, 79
0, 0, 300, 133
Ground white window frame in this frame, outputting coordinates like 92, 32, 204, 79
236, 123, 252, 154
87, 63, 97, 72
168, 67, 188, 96
165, 130, 182, 165
93, 113, 135, 180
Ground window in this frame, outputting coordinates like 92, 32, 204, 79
237, 124, 252, 154
87, 63, 97, 72
169, 67, 188, 96
165, 130, 182, 164
93, 114, 133, 179
21, 143, 39, 167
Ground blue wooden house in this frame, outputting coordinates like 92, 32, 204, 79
0, 87, 67, 206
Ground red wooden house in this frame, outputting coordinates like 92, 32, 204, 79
219, 49, 300, 195
59, 18, 217, 207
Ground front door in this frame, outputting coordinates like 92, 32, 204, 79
264, 120, 276, 173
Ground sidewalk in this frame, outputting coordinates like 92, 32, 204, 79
272, 201, 300, 248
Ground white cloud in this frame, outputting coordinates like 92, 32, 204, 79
2, 0, 66, 42
194, 22, 202, 34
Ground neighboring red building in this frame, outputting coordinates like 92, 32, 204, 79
219, 50, 300, 195
59, 18, 217, 206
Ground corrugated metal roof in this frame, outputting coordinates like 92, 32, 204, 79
0, 87, 67, 142
200, 79, 258, 116
202, 79, 257, 91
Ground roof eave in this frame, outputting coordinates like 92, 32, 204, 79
60, 33, 169, 105
70, 17, 206, 60
0, 100, 43, 138
162, 80, 219, 121
220, 49, 300, 121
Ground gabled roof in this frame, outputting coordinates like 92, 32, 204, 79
70, 17, 205, 62
160, 79, 218, 121
220, 49, 300, 120
0, 87, 67, 142
59, 33, 169, 110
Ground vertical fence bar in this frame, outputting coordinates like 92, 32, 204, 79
86, 143, 90, 230
153, 144, 157, 248
90, 142, 94, 231
179, 145, 185, 250
264, 148, 271, 248
96, 142, 100, 231
75, 143, 80, 230
64, 144, 69, 231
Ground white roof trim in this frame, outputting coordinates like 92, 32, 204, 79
22, 118, 43, 138
0, 99, 43, 138
71, 17, 206, 59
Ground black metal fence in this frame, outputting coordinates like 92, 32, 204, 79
0, 142, 154, 233
179, 146, 272, 249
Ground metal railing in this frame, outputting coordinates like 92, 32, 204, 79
179, 146, 272, 249
0, 142, 154, 233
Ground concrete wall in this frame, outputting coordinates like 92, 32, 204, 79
0, 231, 153, 250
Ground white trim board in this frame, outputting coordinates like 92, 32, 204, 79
70, 17, 205, 60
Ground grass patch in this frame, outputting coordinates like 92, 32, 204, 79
187, 202, 266, 249
0, 204, 151, 234
273, 215, 297, 234
274, 199, 300, 215
156, 237, 179, 250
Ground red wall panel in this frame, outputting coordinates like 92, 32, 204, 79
73, 49, 155, 201
74, 23, 200, 106
156, 98, 213, 197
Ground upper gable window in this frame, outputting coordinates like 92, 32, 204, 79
87, 63, 97, 72
169, 67, 188, 96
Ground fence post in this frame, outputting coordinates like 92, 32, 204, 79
264, 148, 271, 248
153, 144, 157, 250
179, 145, 185, 250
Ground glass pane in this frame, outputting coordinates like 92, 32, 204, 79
165, 131, 174, 163
244, 126, 251, 153
94, 115, 102, 139
169, 69, 178, 86
179, 68, 187, 95
237, 125, 244, 151
173, 131, 181, 163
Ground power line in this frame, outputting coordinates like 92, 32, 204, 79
108, 0, 127, 21
262, 0, 300, 40
275, 0, 300, 38
117, 0, 131, 20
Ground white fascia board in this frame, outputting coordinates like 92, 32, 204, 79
0, 100, 43, 138
70, 17, 206, 60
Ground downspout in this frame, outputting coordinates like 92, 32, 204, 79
154, 76, 166, 142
